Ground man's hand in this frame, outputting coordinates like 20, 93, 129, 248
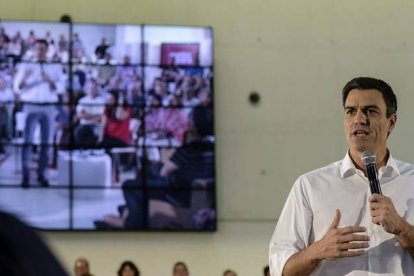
308, 209, 370, 261
282, 209, 370, 276
41, 72, 56, 91
369, 194, 403, 234
369, 194, 414, 259
23, 68, 33, 79
19, 68, 33, 89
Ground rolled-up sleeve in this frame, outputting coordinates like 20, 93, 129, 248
269, 176, 313, 275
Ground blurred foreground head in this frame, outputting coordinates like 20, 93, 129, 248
74, 257, 92, 276
0, 211, 68, 276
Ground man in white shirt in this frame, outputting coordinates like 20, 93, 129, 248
74, 78, 105, 148
13, 39, 65, 187
269, 77, 414, 275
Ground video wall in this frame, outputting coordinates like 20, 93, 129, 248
0, 20, 215, 231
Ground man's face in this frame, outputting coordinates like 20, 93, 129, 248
85, 80, 99, 97
35, 42, 48, 61
343, 89, 396, 156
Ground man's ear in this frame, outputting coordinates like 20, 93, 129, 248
388, 113, 397, 134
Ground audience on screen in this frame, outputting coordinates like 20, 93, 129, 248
0, 74, 14, 154
125, 74, 145, 118
117, 260, 140, 276
74, 78, 105, 148
144, 93, 190, 144
94, 37, 110, 61
94, 105, 215, 229
6, 32, 23, 64
57, 34, 69, 55
54, 90, 74, 147
72, 32, 86, 61
99, 89, 132, 149
1, 26, 214, 212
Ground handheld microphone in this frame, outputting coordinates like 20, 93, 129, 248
361, 150, 382, 195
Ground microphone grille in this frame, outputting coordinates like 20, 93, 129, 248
361, 150, 376, 165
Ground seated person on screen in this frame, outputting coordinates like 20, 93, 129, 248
54, 91, 74, 148
98, 89, 132, 149
95, 105, 214, 229
145, 93, 190, 144
74, 78, 105, 148
125, 76, 145, 118
0, 74, 14, 154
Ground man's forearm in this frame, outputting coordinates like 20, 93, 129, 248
396, 220, 414, 259
282, 246, 321, 276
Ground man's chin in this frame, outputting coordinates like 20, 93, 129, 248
350, 144, 371, 153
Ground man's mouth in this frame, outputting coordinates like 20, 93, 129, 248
353, 130, 369, 137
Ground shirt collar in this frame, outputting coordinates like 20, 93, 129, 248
340, 150, 400, 178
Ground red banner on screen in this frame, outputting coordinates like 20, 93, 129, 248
161, 43, 200, 66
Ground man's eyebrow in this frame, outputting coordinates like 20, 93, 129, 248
344, 104, 380, 109
363, 104, 380, 110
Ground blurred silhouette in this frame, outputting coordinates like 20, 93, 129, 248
0, 210, 68, 275
263, 265, 270, 276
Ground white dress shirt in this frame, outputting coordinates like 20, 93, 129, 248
269, 152, 414, 276
76, 95, 105, 125
13, 62, 65, 104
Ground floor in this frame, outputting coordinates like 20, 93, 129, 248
0, 144, 132, 230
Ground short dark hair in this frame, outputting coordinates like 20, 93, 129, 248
342, 77, 397, 117
223, 269, 237, 276
117, 260, 140, 276
263, 265, 270, 276
173, 261, 188, 272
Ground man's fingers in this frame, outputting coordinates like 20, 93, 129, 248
338, 233, 370, 243
338, 249, 366, 258
337, 225, 367, 235
329, 209, 341, 229
338, 241, 370, 251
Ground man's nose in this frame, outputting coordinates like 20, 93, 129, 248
354, 110, 367, 124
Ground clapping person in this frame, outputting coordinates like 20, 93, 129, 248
13, 39, 65, 187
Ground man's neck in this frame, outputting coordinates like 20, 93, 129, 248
349, 148, 389, 174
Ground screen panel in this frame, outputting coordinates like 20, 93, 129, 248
0, 21, 215, 231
